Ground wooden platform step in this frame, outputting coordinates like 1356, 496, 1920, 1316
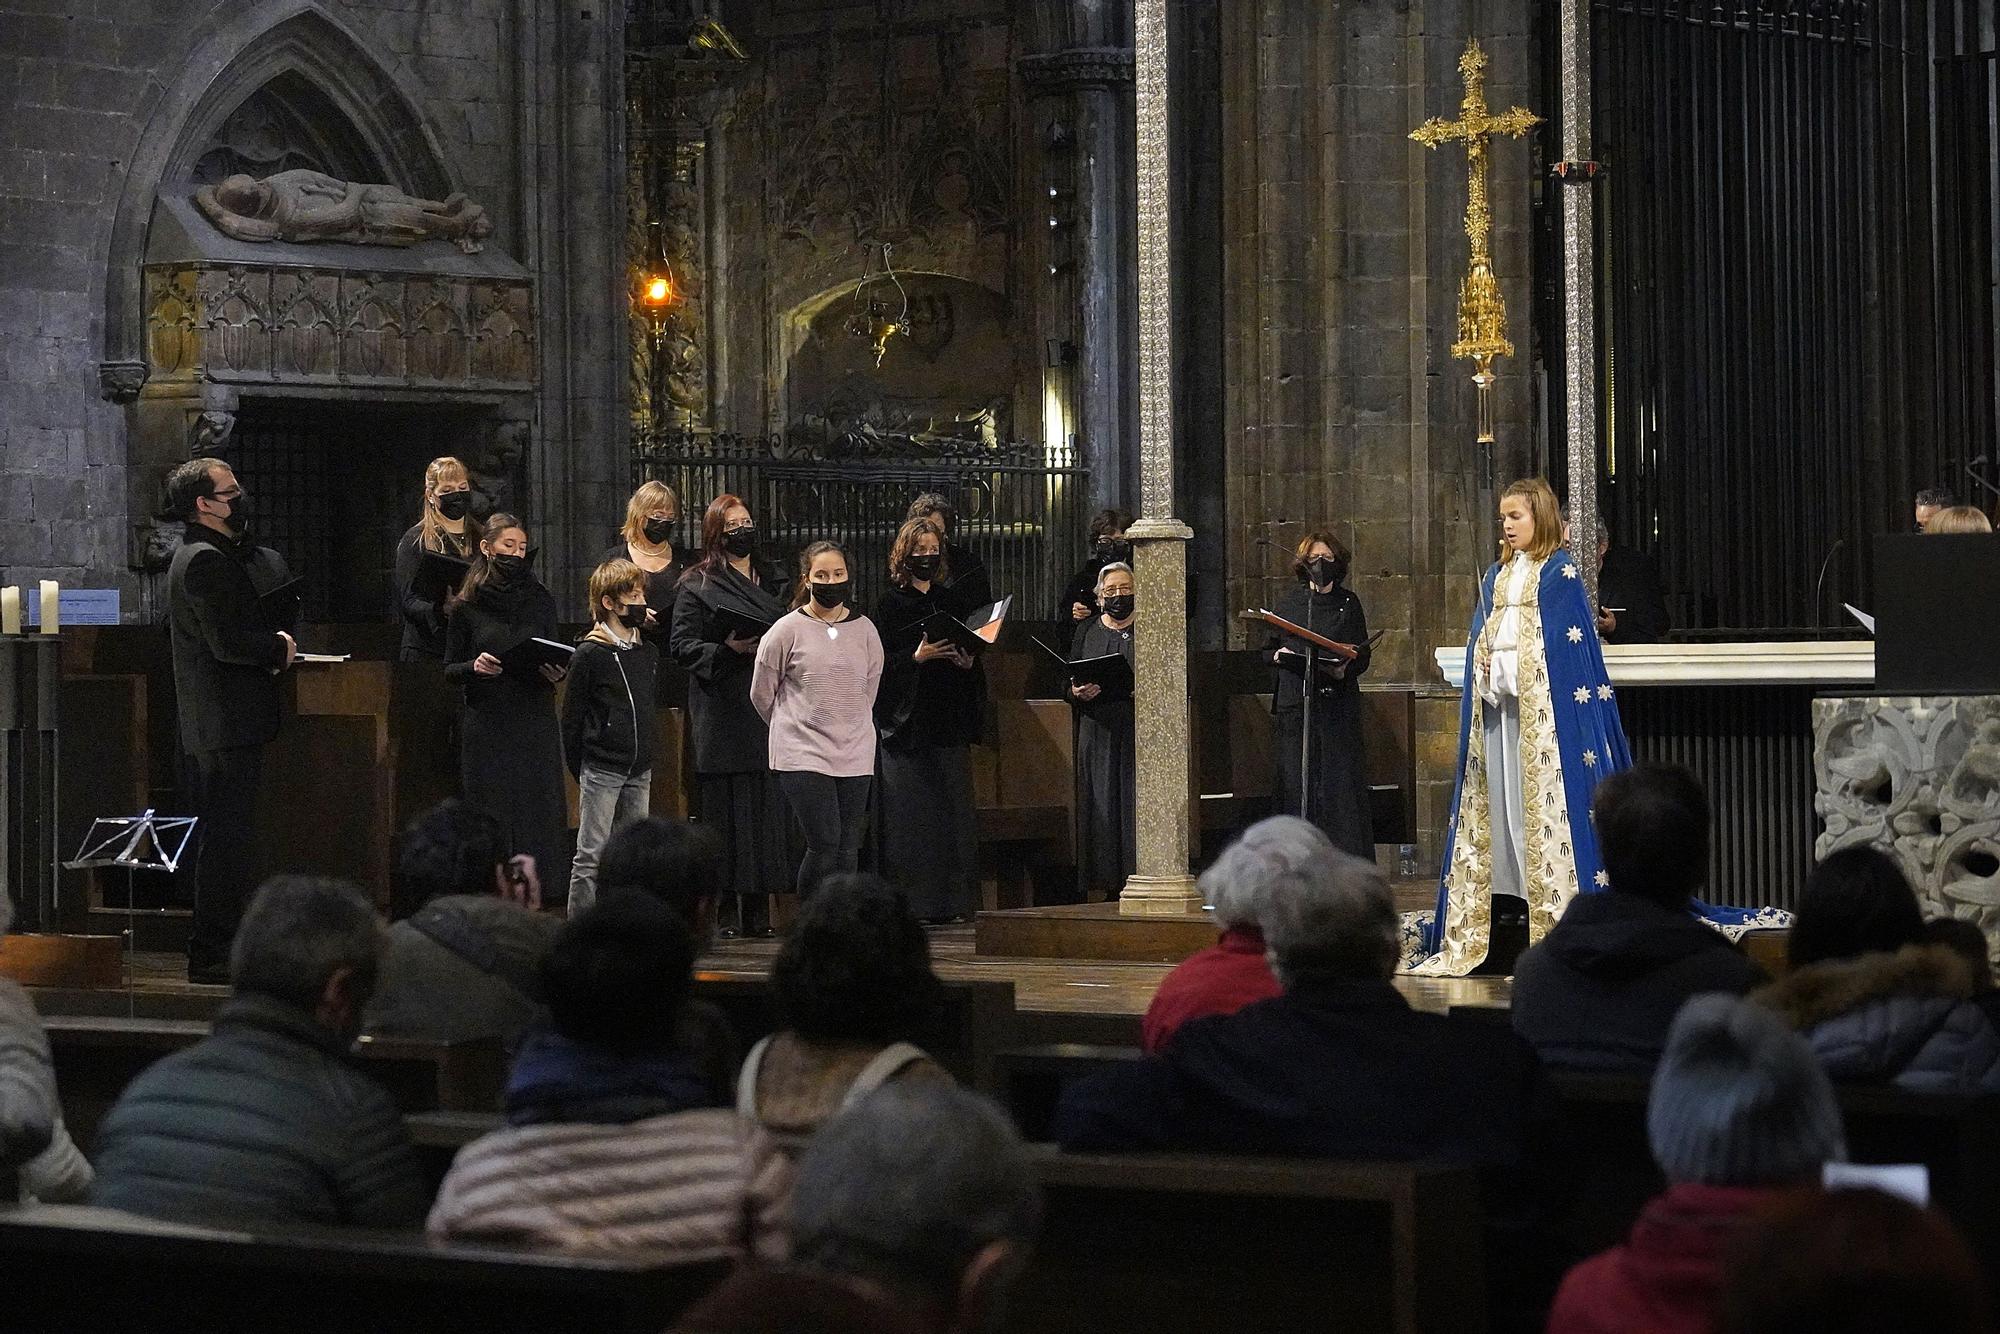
0, 934, 125, 990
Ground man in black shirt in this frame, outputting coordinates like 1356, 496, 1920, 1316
165, 457, 296, 983
1568, 515, 1671, 645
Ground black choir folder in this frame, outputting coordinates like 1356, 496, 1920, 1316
919, 595, 1012, 656
412, 550, 471, 604
710, 605, 776, 640
497, 636, 575, 676
1035, 635, 1134, 703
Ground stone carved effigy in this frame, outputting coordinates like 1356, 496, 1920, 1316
194, 171, 494, 254
1813, 695, 2000, 961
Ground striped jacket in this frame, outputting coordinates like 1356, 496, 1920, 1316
426, 1108, 790, 1263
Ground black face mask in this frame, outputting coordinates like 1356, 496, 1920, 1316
436, 490, 473, 522
907, 553, 942, 580
1099, 539, 1133, 565
1102, 594, 1135, 620
723, 527, 756, 557
1305, 556, 1342, 586
617, 603, 649, 629
643, 517, 675, 545
213, 493, 250, 533
491, 554, 529, 581
809, 580, 850, 609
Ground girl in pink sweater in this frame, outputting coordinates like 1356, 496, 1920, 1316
751, 541, 884, 897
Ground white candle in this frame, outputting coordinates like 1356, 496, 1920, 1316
0, 587, 17, 635
38, 580, 58, 635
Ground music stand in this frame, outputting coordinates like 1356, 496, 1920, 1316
65, 810, 198, 1007
1240, 610, 1360, 821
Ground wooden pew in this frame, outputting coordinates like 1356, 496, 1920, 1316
395, 1109, 1484, 1333
41, 1016, 506, 1152
1015, 1147, 1485, 1334
996, 1042, 1144, 1141
690, 973, 1017, 1094
0, 1204, 729, 1334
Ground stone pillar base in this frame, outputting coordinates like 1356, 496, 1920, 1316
1119, 874, 1204, 916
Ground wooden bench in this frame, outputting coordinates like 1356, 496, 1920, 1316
1015, 1148, 1486, 1334
690, 973, 1017, 1093
0, 1204, 728, 1334
996, 1042, 1145, 1140
42, 1016, 506, 1152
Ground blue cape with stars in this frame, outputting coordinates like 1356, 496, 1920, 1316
1419, 547, 1769, 965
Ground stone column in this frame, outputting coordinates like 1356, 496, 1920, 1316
1121, 0, 1202, 915
1558, 0, 1600, 607
1021, 11, 1138, 514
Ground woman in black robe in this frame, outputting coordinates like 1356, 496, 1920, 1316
599, 478, 685, 646
443, 513, 569, 887
1262, 530, 1373, 859
669, 493, 792, 934
1070, 562, 1137, 901
875, 517, 983, 922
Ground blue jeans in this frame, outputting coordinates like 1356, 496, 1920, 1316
569, 764, 652, 915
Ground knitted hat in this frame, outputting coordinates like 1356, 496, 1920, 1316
1647, 993, 1846, 1186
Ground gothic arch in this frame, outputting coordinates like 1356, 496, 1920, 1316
100, 2, 456, 383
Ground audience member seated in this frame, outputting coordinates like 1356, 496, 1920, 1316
1512, 765, 1767, 1071
364, 798, 561, 1048
1141, 816, 1293, 1053
599, 816, 726, 936
598, 817, 740, 1101
737, 874, 952, 1154
675, 1084, 1041, 1334
1052, 845, 1545, 1166
1718, 1187, 1992, 1334
1, 889, 91, 1202
1755, 846, 2000, 1094
1921, 917, 1995, 991
428, 891, 786, 1261
1546, 994, 1847, 1334
92, 877, 426, 1226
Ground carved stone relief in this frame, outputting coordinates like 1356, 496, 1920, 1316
765, 30, 1012, 254
1814, 695, 2000, 962
143, 263, 533, 392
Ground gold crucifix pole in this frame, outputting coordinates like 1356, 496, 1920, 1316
1411, 40, 1542, 551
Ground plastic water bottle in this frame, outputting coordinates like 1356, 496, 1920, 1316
1398, 844, 1419, 879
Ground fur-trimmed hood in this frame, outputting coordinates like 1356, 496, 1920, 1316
1752, 944, 2000, 1095
1754, 944, 1981, 1029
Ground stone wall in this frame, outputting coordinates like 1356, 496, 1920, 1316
0, 0, 623, 611
1210, 0, 1540, 866
1214, 0, 1537, 680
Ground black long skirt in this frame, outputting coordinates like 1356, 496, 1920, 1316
696, 770, 794, 903
1076, 714, 1136, 899
879, 739, 978, 920
460, 702, 569, 894
1273, 701, 1374, 861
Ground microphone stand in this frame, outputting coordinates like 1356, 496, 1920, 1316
1812, 538, 1845, 642
1964, 460, 2000, 504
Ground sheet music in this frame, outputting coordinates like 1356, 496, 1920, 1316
1842, 603, 1876, 635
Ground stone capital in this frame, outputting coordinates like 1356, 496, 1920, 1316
1019, 47, 1136, 91
98, 360, 147, 403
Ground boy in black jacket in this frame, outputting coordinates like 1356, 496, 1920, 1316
562, 559, 660, 914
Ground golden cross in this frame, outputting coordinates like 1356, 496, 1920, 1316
1410, 40, 1542, 381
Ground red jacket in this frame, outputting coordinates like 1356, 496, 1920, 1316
1141, 925, 1282, 1054
1547, 1183, 1786, 1334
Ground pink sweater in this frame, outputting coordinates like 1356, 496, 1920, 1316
750, 608, 884, 777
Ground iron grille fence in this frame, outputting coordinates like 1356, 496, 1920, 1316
632, 432, 1091, 618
